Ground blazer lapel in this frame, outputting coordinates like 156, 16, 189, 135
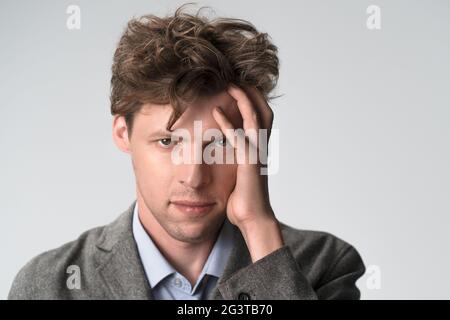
206, 223, 252, 300
94, 202, 153, 299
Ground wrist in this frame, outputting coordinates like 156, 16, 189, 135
238, 216, 284, 263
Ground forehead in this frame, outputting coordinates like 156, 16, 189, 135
133, 90, 243, 137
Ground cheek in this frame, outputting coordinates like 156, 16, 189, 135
132, 145, 174, 192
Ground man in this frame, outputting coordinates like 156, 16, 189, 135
8, 4, 365, 300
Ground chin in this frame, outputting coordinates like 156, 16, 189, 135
170, 220, 218, 244
171, 230, 208, 244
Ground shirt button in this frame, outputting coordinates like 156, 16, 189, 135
174, 278, 182, 287
238, 292, 251, 300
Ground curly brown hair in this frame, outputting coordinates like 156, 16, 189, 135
110, 3, 280, 135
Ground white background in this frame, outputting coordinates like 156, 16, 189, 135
1, 0, 449, 299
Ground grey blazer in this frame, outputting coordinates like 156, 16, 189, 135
8, 201, 366, 300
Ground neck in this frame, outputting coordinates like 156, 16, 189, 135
136, 191, 220, 287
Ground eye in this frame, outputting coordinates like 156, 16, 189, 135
214, 137, 229, 148
158, 138, 174, 148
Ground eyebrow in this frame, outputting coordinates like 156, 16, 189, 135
146, 129, 172, 138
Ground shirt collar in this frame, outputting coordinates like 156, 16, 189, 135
132, 201, 176, 288
132, 200, 234, 289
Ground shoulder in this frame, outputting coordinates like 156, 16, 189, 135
8, 203, 136, 299
278, 221, 365, 287
8, 224, 106, 299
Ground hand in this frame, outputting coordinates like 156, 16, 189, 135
212, 84, 284, 262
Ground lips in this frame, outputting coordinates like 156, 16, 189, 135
170, 200, 216, 215
171, 200, 216, 207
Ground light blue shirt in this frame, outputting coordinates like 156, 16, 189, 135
132, 200, 234, 300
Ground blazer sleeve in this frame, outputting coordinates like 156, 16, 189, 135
217, 243, 365, 300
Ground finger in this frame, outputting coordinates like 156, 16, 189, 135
212, 106, 237, 149
243, 86, 274, 136
227, 84, 261, 131
213, 106, 257, 166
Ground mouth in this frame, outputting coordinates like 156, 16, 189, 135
170, 200, 216, 215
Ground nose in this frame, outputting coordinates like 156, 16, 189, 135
175, 131, 213, 189
178, 162, 212, 189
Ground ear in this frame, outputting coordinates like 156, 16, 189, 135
112, 115, 131, 154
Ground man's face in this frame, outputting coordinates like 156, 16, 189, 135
116, 90, 243, 244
